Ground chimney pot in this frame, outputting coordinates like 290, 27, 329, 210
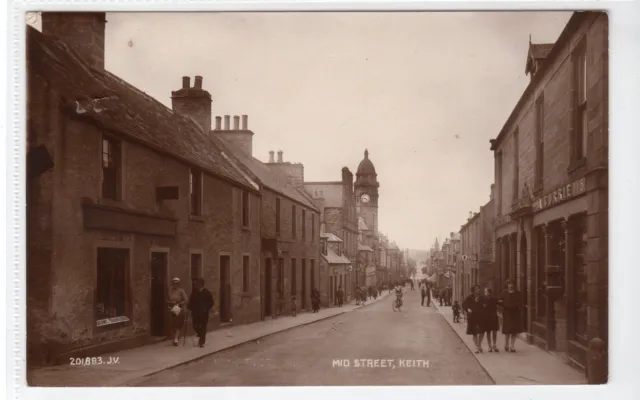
242, 115, 248, 130
233, 116, 240, 130
277, 150, 283, 163
269, 151, 275, 163
194, 76, 203, 89
224, 115, 230, 130
215, 116, 222, 130
182, 76, 190, 89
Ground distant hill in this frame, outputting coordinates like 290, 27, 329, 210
408, 249, 429, 262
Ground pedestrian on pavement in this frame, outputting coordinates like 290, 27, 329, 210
426, 283, 432, 307
462, 284, 487, 353
452, 300, 461, 322
167, 277, 188, 346
188, 277, 214, 348
311, 288, 321, 312
337, 285, 344, 307
483, 287, 500, 352
498, 279, 523, 352
420, 283, 427, 306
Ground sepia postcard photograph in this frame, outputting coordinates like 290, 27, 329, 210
21, 8, 612, 389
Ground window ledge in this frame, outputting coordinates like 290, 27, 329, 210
241, 225, 251, 232
189, 215, 205, 223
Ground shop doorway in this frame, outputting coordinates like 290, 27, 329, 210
150, 252, 168, 337
264, 258, 272, 317
219, 255, 231, 323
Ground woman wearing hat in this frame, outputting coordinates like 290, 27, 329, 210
167, 277, 188, 346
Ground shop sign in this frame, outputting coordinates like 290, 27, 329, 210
96, 316, 130, 327
532, 177, 586, 212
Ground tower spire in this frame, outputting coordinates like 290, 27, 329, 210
364, 148, 369, 159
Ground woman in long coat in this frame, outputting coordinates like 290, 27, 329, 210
498, 279, 523, 352
483, 287, 500, 352
462, 285, 487, 353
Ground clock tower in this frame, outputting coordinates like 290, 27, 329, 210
354, 149, 379, 234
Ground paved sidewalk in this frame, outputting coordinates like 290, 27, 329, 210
28, 293, 390, 387
433, 304, 587, 385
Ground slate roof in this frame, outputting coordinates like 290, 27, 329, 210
322, 248, 352, 265
216, 139, 318, 211
26, 25, 259, 192
320, 232, 343, 242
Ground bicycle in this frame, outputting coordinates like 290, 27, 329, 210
392, 297, 402, 312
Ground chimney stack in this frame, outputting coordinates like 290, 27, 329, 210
42, 12, 107, 71
212, 114, 255, 157
277, 150, 283, 163
269, 151, 275, 163
171, 76, 212, 132
242, 115, 248, 130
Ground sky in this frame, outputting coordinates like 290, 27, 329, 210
32, 11, 572, 250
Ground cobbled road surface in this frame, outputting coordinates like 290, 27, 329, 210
129, 289, 493, 386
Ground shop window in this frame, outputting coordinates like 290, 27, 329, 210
96, 247, 129, 326
572, 215, 589, 343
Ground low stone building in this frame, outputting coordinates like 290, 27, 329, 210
27, 14, 262, 366
213, 130, 321, 318
490, 11, 608, 374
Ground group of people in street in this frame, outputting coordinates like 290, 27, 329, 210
461, 279, 523, 354
167, 277, 214, 348
355, 285, 383, 305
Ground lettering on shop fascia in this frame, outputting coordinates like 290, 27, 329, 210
532, 177, 586, 212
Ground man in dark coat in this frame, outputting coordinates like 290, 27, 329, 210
188, 277, 214, 348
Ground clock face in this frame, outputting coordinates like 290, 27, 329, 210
360, 193, 370, 203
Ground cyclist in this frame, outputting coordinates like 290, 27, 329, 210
394, 284, 404, 308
